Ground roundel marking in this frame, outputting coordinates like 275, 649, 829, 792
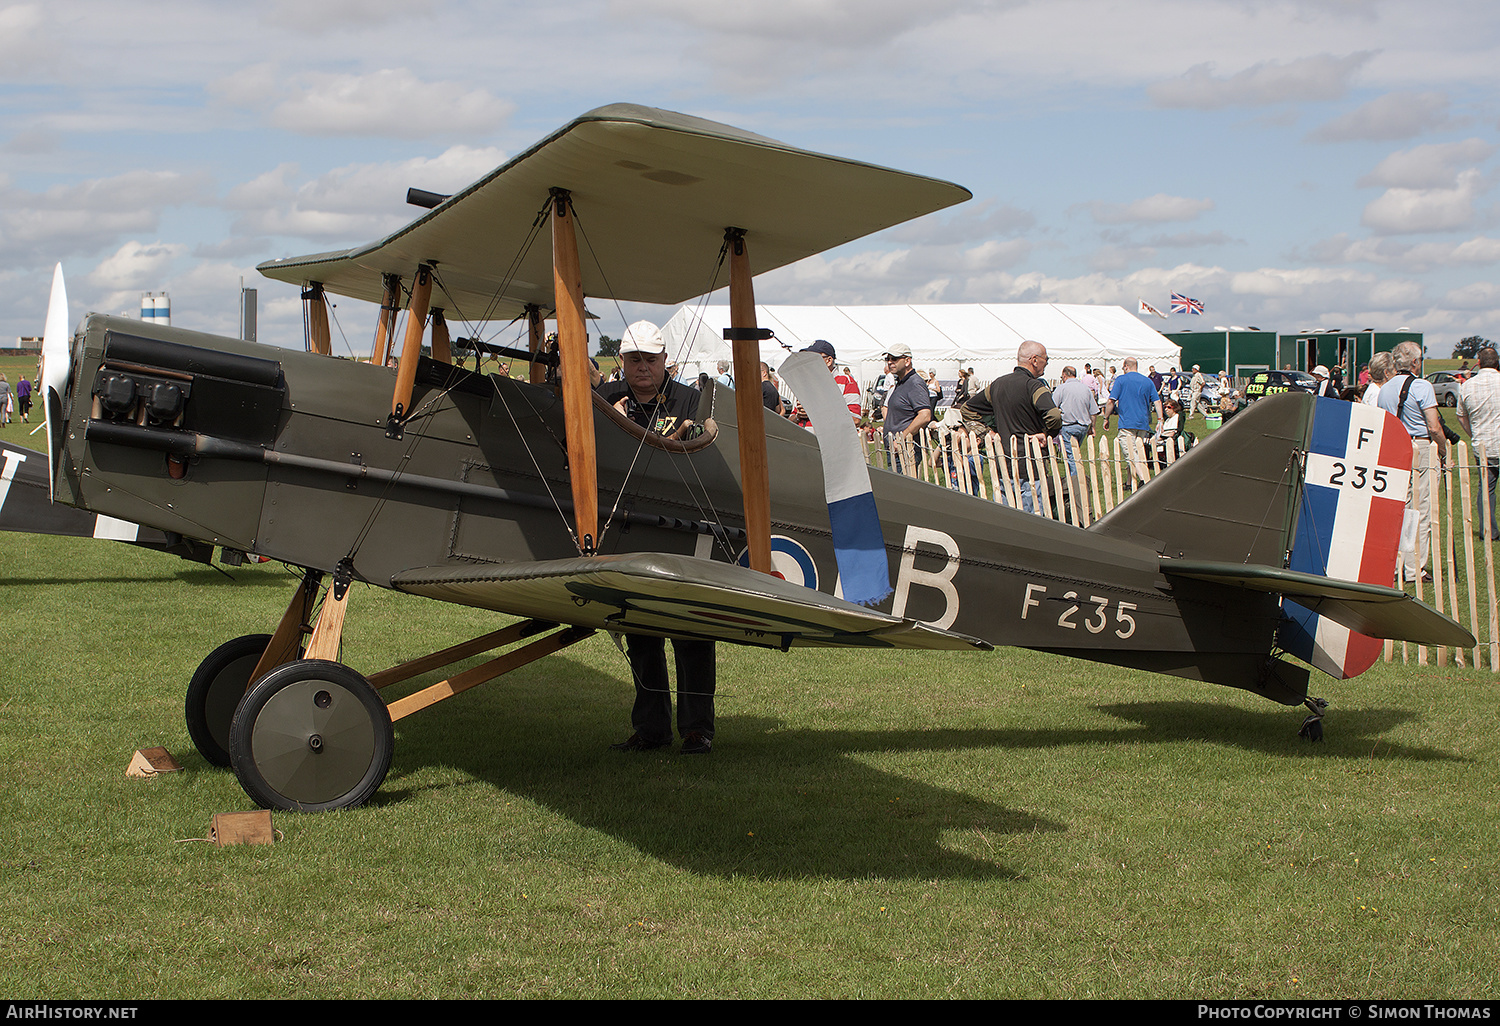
738, 535, 818, 589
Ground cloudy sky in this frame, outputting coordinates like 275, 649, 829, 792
4, 0, 1500, 357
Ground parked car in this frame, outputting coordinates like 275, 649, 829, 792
868, 372, 894, 419
1426, 371, 1462, 408
1242, 369, 1319, 401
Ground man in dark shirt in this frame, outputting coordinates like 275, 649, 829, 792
985, 340, 1062, 513
596, 321, 715, 755
759, 362, 784, 415
595, 324, 701, 440
881, 342, 932, 473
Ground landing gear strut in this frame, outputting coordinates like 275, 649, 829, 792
183, 567, 594, 811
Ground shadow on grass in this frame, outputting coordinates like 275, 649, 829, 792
386, 684, 1057, 882
5, 566, 294, 587
359, 648, 1473, 881
1092, 701, 1464, 762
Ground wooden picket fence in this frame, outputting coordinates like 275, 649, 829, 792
865, 424, 1500, 672
871, 424, 1189, 528
1387, 439, 1499, 671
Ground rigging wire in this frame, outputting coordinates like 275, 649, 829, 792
570, 200, 738, 558
330, 191, 755, 569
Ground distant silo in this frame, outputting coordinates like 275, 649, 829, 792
141, 292, 170, 327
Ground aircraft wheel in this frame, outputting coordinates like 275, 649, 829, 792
186, 633, 276, 768
229, 660, 393, 812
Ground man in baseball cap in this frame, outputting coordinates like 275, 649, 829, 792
881, 341, 929, 465
618, 320, 666, 354
799, 339, 861, 421
595, 322, 716, 755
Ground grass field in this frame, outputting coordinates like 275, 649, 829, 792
2, 424, 1498, 1000
3, 352, 1498, 999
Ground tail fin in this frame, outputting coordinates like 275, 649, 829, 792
1091, 392, 1313, 567
1278, 397, 1412, 678
1104, 393, 1471, 680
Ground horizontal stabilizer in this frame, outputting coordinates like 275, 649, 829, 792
1161, 559, 1474, 649
393, 553, 990, 651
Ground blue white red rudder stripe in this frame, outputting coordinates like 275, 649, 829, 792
1279, 398, 1411, 679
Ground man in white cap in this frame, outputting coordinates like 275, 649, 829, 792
1188, 364, 1205, 418
594, 322, 716, 754
596, 320, 700, 439
1311, 365, 1338, 398
881, 341, 931, 471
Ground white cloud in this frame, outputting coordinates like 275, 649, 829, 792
886, 201, 1035, 244
262, 0, 437, 34
1307, 91, 1452, 142
1148, 52, 1373, 109
211, 66, 515, 140
87, 240, 186, 290
1084, 194, 1214, 225
0, 4, 49, 72
1361, 167, 1487, 235
1304, 233, 1500, 271
1441, 280, 1500, 310
1357, 138, 1494, 189
226, 146, 505, 242
0, 169, 209, 266
269, 69, 514, 139
619, 0, 991, 47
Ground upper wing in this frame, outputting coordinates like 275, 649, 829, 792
257, 103, 971, 322
392, 552, 990, 651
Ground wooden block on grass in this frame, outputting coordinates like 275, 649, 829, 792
211, 811, 275, 847
125, 746, 182, 778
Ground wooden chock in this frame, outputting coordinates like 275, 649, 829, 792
126, 746, 182, 778
211, 811, 275, 847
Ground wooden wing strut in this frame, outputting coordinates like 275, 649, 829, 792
551, 188, 598, 555
727, 228, 773, 575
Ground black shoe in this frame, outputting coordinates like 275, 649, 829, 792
610, 732, 670, 752
680, 732, 713, 756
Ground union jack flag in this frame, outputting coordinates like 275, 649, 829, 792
1170, 292, 1204, 315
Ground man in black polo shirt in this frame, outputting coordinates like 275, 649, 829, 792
985, 340, 1062, 513
881, 342, 932, 473
596, 321, 715, 755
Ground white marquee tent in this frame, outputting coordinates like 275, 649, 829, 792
658, 303, 1183, 391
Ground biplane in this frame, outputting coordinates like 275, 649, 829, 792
37, 104, 1471, 812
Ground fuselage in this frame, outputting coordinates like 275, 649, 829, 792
51, 314, 1291, 699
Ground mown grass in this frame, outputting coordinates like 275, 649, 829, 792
3, 503, 1498, 998
2, 363, 1497, 999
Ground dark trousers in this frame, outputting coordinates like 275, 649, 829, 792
1483, 458, 1500, 541
626, 636, 716, 742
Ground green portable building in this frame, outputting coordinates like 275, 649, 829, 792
1163, 329, 1278, 379
1275, 329, 1422, 377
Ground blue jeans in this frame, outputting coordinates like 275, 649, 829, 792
1482, 458, 1500, 540
1060, 423, 1089, 478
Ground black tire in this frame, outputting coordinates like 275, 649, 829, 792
1445, 393, 1458, 408
186, 634, 275, 767
229, 660, 393, 812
